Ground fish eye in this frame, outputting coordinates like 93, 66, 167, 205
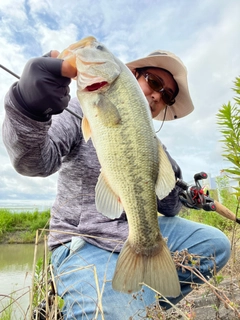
96, 45, 104, 50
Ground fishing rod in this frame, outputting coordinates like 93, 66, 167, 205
1, 64, 239, 224
0, 64, 82, 121
177, 171, 240, 224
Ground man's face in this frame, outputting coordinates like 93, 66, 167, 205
137, 68, 178, 118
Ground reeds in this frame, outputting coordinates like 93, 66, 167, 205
0, 218, 239, 319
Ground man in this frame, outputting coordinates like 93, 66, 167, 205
2, 46, 230, 319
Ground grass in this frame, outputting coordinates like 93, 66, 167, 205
0, 192, 239, 319
0, 298, 13, 320
0, 209, 50, 243
0, 288, 30, 320
167, 191, 240, 319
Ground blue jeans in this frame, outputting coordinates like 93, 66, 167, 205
51, 216, 231, 319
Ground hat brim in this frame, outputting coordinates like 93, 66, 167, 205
126, 54, 194, 121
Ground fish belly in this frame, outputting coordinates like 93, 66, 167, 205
65, 37, 181, 297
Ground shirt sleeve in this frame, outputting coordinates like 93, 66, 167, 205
2, 90, 82, 177
157, 145, 183, 217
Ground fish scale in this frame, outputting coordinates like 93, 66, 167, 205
58, 36, 181, 297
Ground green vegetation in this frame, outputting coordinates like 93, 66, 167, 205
0, 209, 50, 243
180, 76, 240, 234
32, 256, 64, 319
164, 77, 240, 318
216, 76, 240, 198
0, 298, 14, 320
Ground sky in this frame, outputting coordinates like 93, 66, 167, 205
0, 0, 239, 202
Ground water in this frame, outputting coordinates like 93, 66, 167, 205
0, 242, 45, 318
0, 201, 52, 318
0, 243, 45, 318
0, 199, 53, 213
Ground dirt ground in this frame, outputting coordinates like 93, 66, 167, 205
163, 248, 240, 320
164, 278, 240, 319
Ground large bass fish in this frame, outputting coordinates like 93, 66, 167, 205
58, 36, 180, 297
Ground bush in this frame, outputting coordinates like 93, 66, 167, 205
0, 209, 50, 243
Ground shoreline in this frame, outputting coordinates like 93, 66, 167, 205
0, 209, 50, 244
0, 230, 41, 244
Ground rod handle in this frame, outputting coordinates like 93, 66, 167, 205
214, 200, 240, 224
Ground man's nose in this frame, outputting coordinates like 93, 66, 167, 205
151, 90, 162, 102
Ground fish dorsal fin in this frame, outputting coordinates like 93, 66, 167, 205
155, 140, 176, 200
95, 172, 124, 219
82, 116, 92, 142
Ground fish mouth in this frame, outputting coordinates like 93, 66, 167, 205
77, 60, 109, 91
77, 72, 109, 92
86, 81, 108, 91
78, 59, 107, 66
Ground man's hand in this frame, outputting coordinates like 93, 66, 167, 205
51, 50, 77, 78
11, 50, 77, 121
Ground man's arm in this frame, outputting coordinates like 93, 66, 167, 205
2, 93, 82, 177
2, 53, 80, 177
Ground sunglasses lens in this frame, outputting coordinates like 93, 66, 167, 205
145, 73, 175, 105
162, 91, 173, 104
147, 74, 164, 92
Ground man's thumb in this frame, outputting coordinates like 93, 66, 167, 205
61, 60, 77, 78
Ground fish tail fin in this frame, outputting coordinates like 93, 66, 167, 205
112, 238, 180, 297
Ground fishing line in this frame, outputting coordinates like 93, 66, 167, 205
0, 64, 83, 121
155, 106, 167, 133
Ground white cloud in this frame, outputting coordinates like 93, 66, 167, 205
36, 23, 79, 53
0, 0, 239, 200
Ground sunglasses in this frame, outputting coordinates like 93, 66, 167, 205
141, 71, 176, 106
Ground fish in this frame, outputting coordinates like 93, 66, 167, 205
58, 36, 181, 297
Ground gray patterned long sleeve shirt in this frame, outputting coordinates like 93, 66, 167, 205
2, 90, 183, 252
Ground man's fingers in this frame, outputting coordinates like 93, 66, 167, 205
61, 60, 77, 79
46, 49, 77, 78
51, 50, 60, 58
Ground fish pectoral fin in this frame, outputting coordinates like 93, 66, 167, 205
95, 172, 123, 219
96, 94, 122, 127
155, 140, 176, 200
82, 116, 92, 142
112, 238, 181, 297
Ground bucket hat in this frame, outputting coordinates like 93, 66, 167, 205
126, 50, 194, 121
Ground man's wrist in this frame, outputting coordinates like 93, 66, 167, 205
10, 82, 51, 122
